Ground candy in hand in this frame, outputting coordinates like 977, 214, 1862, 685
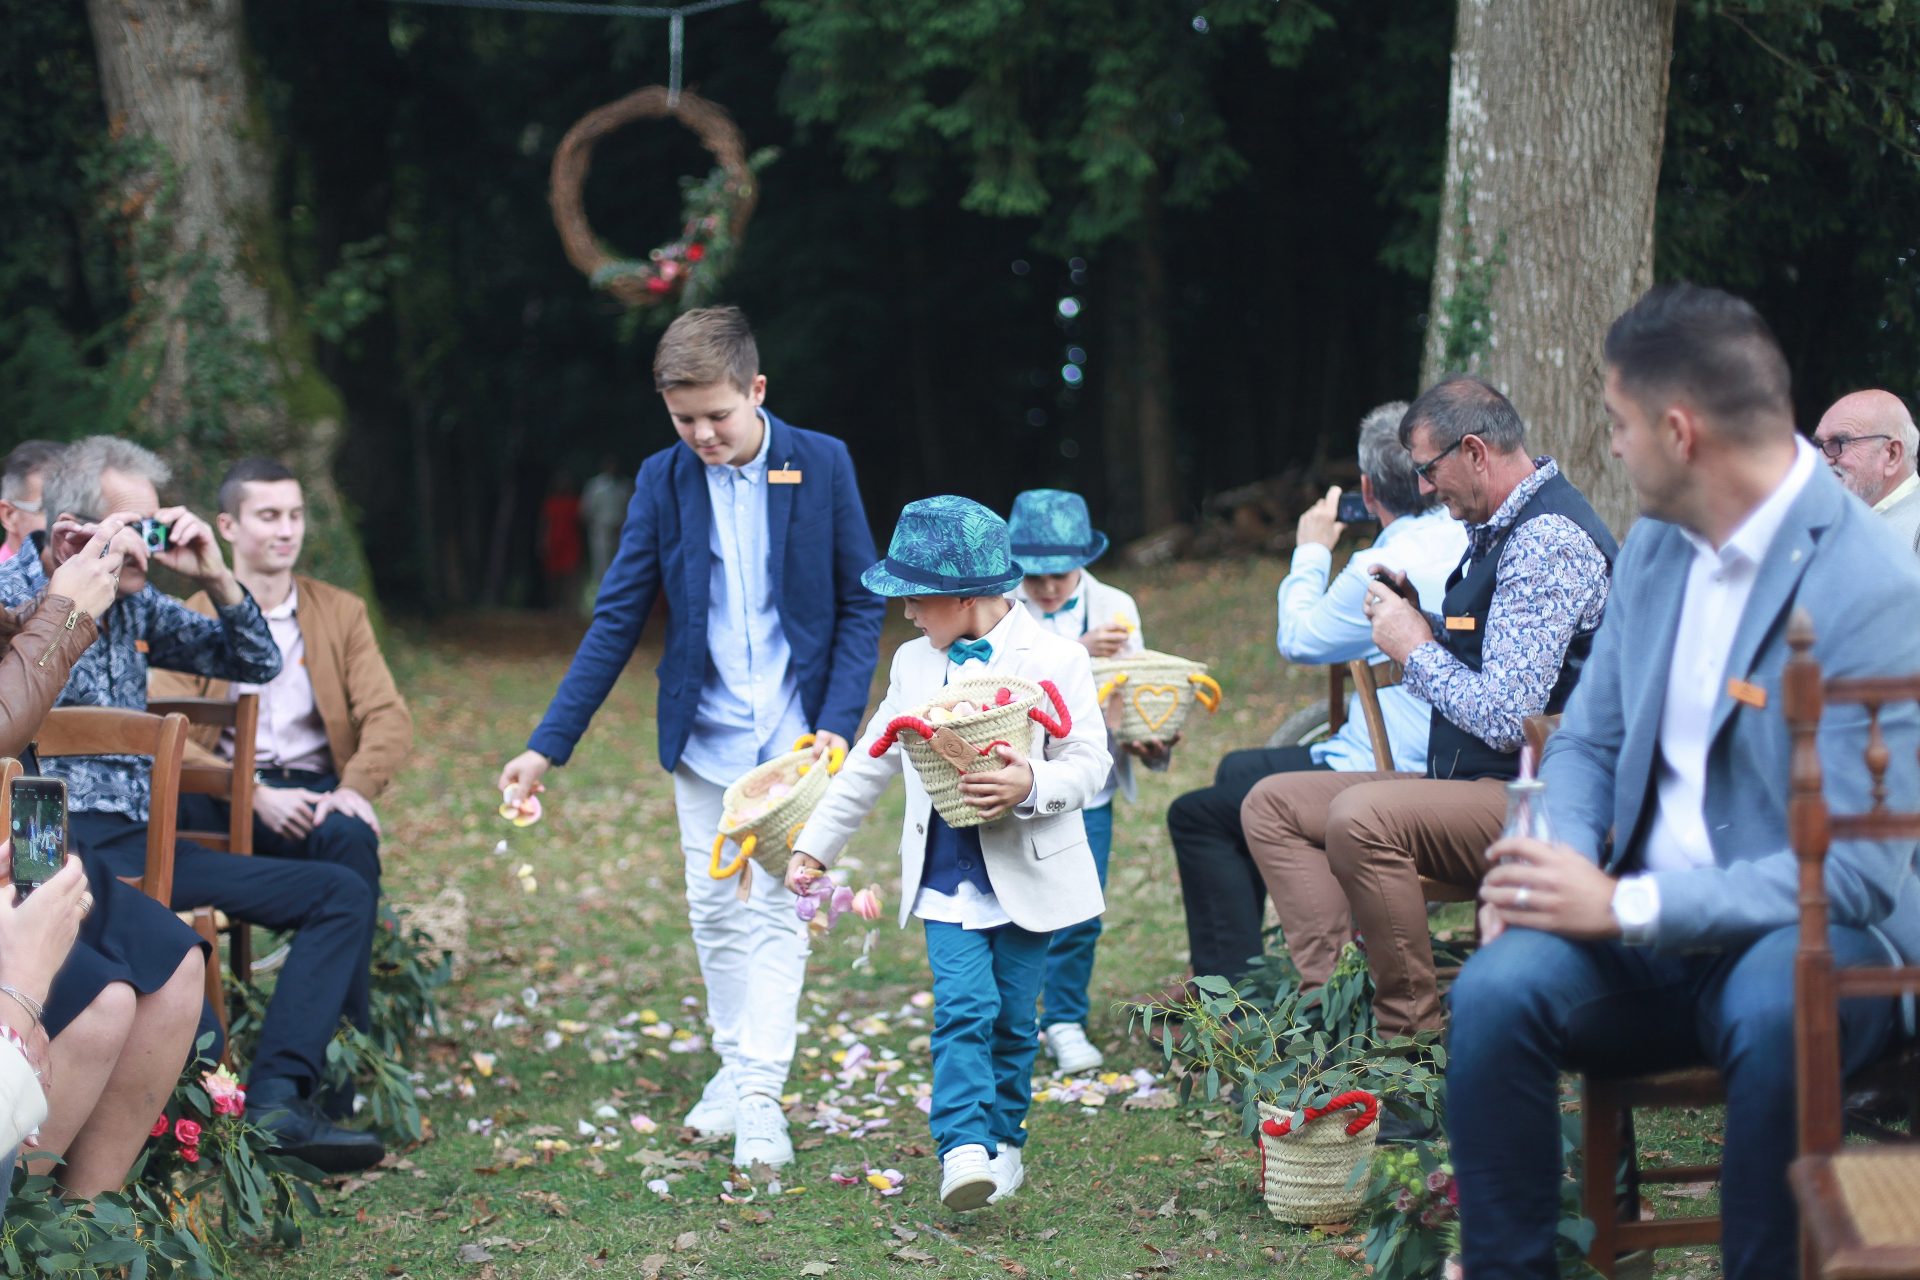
498, 784, 544, 827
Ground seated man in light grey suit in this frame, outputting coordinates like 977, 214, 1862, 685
1813, 389, 1920, 553
1446, 284, 1919, 1280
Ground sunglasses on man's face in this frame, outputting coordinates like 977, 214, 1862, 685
1411, 436, 1467, 482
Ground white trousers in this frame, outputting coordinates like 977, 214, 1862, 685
672, 765, 808, 1099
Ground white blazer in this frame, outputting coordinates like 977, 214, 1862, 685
1012, 568, 1144, 804
795, 603, 1111, 934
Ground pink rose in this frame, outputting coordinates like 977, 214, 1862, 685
174, 1118, 203, 1147
150, 1115, 170, 1139
180, 1146, 201, 1163
203, 1066, 245, 1116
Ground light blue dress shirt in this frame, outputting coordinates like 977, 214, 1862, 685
679, 411, 809, 786
1275, 506, 1467, 772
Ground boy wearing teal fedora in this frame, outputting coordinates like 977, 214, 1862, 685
1007, 489, 1156, 1076
787, 496, 1110, 1213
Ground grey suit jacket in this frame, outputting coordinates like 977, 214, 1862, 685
1542, 462, 1920, 962
1878, 483, 1920, 556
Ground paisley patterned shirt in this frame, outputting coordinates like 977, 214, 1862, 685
1402, 458, 1611, 753
0, 538, 280, 822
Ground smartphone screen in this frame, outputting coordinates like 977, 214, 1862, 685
9, 778, 67, 898
1336, 492, 1376, 524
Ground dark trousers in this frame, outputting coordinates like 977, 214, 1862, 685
73, 810, 376, 1095
1166, 746, 1327, 982
1448, 926, 1896, 1280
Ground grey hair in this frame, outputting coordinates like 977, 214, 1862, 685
1900, 400, 1920, 457
1397, 374, 1528, 455
1, 440, 63, 504
42, 436, 171, 521
1356, 401, 1430, 518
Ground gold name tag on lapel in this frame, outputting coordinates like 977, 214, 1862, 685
768, 469, 803, 485
1444, 616, 1477, 632
1727, 677, 1767, 710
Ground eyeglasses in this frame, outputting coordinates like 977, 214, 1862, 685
2, 498, 40, 514
1817, 433, 1892, 460
1411, 436, 1466, 482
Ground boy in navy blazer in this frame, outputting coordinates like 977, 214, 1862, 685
498, 307, 884, 1168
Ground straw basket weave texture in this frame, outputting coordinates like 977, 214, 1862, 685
880, 676, 1054, 830
710, 738, 840, 880
1256, 1097, 1378, 1225
1090, 650, 1223, 743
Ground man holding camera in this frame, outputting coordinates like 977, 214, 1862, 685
0, 437, 384, 1174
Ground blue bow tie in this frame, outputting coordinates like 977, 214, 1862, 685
949, 637, 994, 666
1043, 597, 1080, 620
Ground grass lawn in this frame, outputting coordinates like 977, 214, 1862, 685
233, 557, 1726, 1280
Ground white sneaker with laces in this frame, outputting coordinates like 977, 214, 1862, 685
988, 1142, 1024, 1204
731, 1092, 794, 1168
939, 1143, 996, 1212
682, 1065, 737, 1136
1044, 1022, 1104, 1074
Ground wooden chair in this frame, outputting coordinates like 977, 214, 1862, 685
148, 694, 259, 1036
0, 757, 20, 837
33, 708, 189, 905
1785, 610, 1920, 1278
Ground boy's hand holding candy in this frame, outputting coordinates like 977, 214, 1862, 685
1079, 622, 1132, 658
957, 743, 1035, 822
785, 852, 827, 896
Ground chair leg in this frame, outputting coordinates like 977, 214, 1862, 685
1583, 1078, 1623, 1279
231, 921, 252, 986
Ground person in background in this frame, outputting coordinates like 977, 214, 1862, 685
1811, 389, 1920, 553
0, 441, 61, 564
538, 470, 585, 614
580, 454, 635, 608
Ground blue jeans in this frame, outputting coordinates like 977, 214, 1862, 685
924, 919, 1052, 1157
1448, 925, 1896, 1280
1039, 802, 1112, 1027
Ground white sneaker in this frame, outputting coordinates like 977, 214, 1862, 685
940, 1143, 996, 1211
682, 1065, 737, 1136
1044, 1022, 1104, 1074
988, 1142, 1024, 1204
732, 1093, 794, 1168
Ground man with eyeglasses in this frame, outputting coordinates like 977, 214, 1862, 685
1239, 374, 1616, 1142
0, 441, 61, 564
1811, 389, 1920, 554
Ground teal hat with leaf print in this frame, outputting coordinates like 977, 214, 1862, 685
1007, 489, 1109, 575
862, 496, 1026, 598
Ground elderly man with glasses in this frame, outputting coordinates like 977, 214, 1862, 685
1238, 374, 1617, 1142
1812, 389, 1920, 554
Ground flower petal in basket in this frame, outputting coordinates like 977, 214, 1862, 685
711, 735, 843, 881
870, 677, 1072, 829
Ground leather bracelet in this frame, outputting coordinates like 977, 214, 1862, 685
0, 985, 45, 1031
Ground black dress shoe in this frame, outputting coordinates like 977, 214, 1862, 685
249, 1080, 386, 1175
1375, 1107, 1442, 1146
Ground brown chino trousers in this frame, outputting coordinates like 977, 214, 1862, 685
1239, 771, 1506, 1039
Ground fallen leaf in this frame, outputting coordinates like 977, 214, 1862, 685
1035, 1228, 1059, 1242
799, 1263, 834, 1276
639, 1254, 668, 1279
891, 1248, 936, 1264
673, 1231, 698, 1252
456, 1243, 493, 1264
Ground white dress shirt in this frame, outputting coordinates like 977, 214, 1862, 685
1011, 567, 1143, 808
679, 411, 808, 786
1617, 438, 1818, 936
1277, 506, 1466, 771
232, 584, 334, 774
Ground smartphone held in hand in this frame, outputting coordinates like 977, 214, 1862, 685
1336, 492, 1375, 524
8, 777, 67, 901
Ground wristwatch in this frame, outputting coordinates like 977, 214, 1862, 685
1611, 875, 1660, 945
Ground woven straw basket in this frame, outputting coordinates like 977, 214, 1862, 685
1090, 650, 1224, 743
1257, 1093, 1379, 1225
710, 735, 845, 882
869, 676, 1073, 829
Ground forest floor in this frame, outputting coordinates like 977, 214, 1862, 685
234, 557, 1725, 1280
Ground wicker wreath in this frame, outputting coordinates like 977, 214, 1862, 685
548, 86, 758, 308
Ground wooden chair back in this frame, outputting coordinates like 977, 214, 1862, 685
34, 708, 188, 905
1326, 664, 1349, 734
0, 757, 19, 839
1345, 658, 1406, 772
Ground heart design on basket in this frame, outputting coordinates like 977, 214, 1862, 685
1132, 684, 1182, 733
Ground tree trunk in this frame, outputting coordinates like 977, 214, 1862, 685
85, 0, 373, 597
1422, 0, 1678, 535
1133, 184, 1179, 535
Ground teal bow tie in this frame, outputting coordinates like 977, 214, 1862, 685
949, 637, 994, 666
1043, 597, 1081, 620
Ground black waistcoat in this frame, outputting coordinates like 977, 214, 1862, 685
1425, 469, 1617, 781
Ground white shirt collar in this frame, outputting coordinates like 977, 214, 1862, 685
263, 582, 299, 622
946, 599, 1025, 664
1678, 436, 1819, 570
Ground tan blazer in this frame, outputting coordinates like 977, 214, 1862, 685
150, 575, 413, 801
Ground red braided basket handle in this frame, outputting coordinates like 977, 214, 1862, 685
1028, 680, 1072, 738
869, 715, 937, 757
1259, 1090, 1379, 1139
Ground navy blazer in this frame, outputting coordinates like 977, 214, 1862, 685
528, 413, 886, 772
1542, 461, 1920, 963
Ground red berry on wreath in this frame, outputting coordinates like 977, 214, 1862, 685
687, 243, 706, 262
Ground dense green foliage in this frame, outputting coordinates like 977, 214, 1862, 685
3, 0, 1916, 611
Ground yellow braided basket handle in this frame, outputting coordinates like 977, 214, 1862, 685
792, 735, 847, 776
1096, 671, 1131, 704
709, 832, 753, 879
1189, 673, 1224, 713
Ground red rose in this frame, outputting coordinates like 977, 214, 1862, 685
686, 244, 706, 263
180, 1146, 201, 1163
174, 1118, 203, 1147
150, 1115, 170, 1139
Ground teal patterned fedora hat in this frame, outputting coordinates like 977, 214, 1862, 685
1007, 489, 1110, 575
862, 495, 1027, 598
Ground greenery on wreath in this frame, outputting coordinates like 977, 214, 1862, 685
594, 147, 779, 322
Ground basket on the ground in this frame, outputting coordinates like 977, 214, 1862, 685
1090, 650, 1224, 743
710, 735, 845, 883
1257, 1092, 1379, 1225
869, 676, 1072, 829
